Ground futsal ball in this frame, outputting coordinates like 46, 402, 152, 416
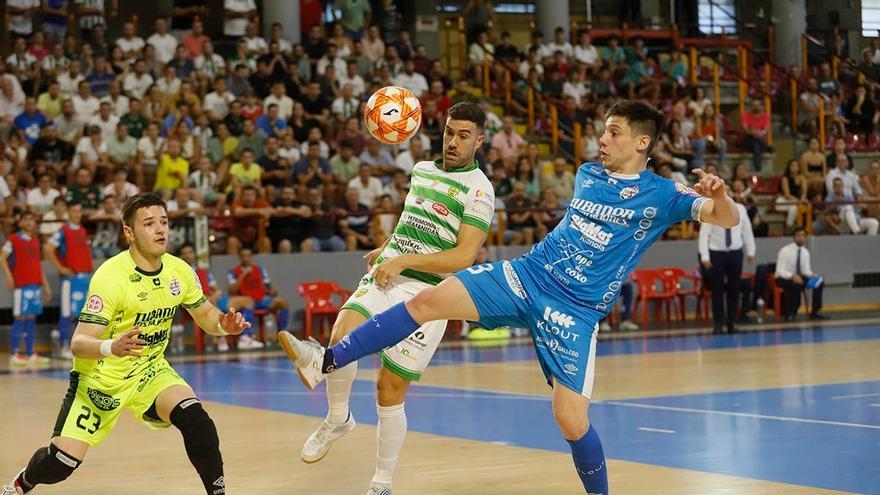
364, 86, 422, 145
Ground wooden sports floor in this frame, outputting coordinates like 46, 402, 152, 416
3, 318, 880, 494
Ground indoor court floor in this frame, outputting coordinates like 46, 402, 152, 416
3, 319, 880, 494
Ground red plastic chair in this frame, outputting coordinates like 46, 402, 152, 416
661, 267, 701, 322
297, 281, 351, 340
631, 269, 680, 328
767, 274, 809, 321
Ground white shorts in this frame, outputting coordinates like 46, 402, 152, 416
342, 275, 447, 381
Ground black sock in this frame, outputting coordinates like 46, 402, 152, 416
321, 347, 337, 374
170, 399, 225, 495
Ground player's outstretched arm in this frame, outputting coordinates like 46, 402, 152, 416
372, 224, 488, 288
187, 300, 252, 337
71, 322, 147, 359
693, 168, 740, 228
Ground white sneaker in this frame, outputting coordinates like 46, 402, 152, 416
216, 340, 229, 352
599, 322, 612, 332
277, 331, 327, 389
2, 469, 25, 495
28, 354, 50, 365
9, 355, 27, 366
300, 413, 356, 463
238, 335, 265, 350
60, 347, 73, 359
366, 482, 392, 495
620, 320, 640, 331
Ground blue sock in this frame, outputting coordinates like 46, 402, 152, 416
58, 316, 71, 345
241, 308, 255, 336
567, 426, 608, 495
24, 318, 36, 356
10, 319, 24, 355
324, 302, 419, 372
278, 309, 289, 331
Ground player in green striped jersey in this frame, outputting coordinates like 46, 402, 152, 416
279, 101, 495, 495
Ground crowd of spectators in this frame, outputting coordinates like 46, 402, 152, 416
1, 1, 879, 264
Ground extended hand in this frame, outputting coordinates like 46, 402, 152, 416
372, 257, 405, 289
219, 307, 251, 335
112, 328, 147, 357
692, 169, 727, 200
363, 246, 383, 269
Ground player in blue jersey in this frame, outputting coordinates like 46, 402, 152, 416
278, 100, 739, 494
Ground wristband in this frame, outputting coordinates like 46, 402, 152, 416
99, 339, 113, 357
216, 322, 228, 336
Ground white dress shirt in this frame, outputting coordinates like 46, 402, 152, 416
698, 202, 755, 261
825, 168, 863, 197
775, 242, 814, 280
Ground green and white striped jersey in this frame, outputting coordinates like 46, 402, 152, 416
377, 159, 495, 285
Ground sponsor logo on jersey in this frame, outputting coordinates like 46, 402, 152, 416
475, 189, 488, 198
619, 185, 639, 200
536, 311, 580, 343
405, 215, 442, 237
353, 287, 368, 297
472, 197, 494, 217
137, 291, 148, 300
569, 215, 613, 250
169, 277, 181, 296
543, 306, 576, 328
432, 202, 449, 216
414, 195, 426, 205
86, 295, 103, 313
502, 261, 527, 299
133, 306, 177, 328
87, 387, 121, 411
569, 199, 635, 226
535, 335, 580, 359
152, 278, 161, 287
675, 181, 700, 197
563, 363, 579, 374
138, 328, 170, 347
130, 273, 142, 283
582, 178, 594, 188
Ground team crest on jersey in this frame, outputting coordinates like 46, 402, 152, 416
130, 273, 142, 283
620, 185, 639, 200
353, 287, 368, 298
169, 277, 181, 296
448, 186, 460, 198
675, 181, 700, 197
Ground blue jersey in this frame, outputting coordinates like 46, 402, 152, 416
520, 163, 706, 313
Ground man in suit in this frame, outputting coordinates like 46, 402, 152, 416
775, 228, 826, 321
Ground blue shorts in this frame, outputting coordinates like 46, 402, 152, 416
254, 295, 274, 310
455, 259, 600, 398
61, 273, 91, 318
13, 285, 44, 317
217, 295, 230, 312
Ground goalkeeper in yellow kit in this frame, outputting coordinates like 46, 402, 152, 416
3, 193, 250, 495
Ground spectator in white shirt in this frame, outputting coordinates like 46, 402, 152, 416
699, 198, 755, 333
395, 138, 423, 175
337, 61, 366, 98
88, 101, 119, 142
317, 43, 348, 77
100, 80, 129, 117
827, 177, 879, 235
546, 26, 573, 59
242, 21, 268, 56
263, 81, 294, 120
347, 163, 384, 208
825, 153, 863, 198
101, 167, 138, 202
562, 69, 589, 106
27, 173, 61, 215
775, 228, 825, 320
72, 80, 100, 120
392, 59, 429, 98
122, 59, 154, 99
156, 65, 182, 96
203, 77, 236, 121
147, 18, 178, 65
331, 83, 360, 123
115, 21, 145, 63
224, 0, 256, 37
518, 46, 545, 80
574, 31, 599, 67
57, 59, 85, 97
195, 40, 225, 81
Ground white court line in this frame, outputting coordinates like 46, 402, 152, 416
196, 389, 551, 401
605, 401, 880, 431
869, 403, 880, 408
830, 392, 880, 400
637, 427, 676, 434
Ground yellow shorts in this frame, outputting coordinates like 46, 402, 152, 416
52, 359, 190, 446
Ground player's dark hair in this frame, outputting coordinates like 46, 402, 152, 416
447, 101, 485, 130
178, 243, 195, 254
122, 192, 167, 227
605, 100, 665, 155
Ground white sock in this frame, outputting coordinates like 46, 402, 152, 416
326, 361, 357, 424
372, 402, 407, 486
